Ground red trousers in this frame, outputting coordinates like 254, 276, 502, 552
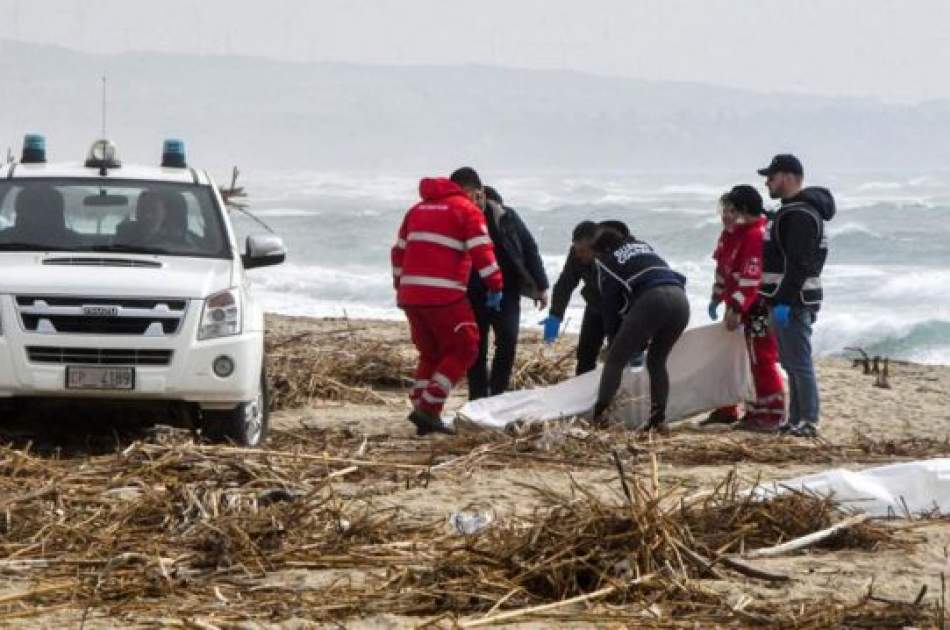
403, 300, 480, 415
718, 325, 786, 426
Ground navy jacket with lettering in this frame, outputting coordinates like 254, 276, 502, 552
595, 237, 686, 337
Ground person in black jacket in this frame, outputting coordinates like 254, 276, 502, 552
757, 154, 836, 438
467, 186, 549, 399
592, 226, 690, 430
542, 221, 637, 375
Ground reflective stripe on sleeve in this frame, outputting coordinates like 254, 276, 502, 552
394, 238, 407, 249
399, 275, 466, 290
466, 235, 492, 249
738, 278, 759, 287
407, 231, 465, 250
731, 291, 745, 306
478, 262, 500, 278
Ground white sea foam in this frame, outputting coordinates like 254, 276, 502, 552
242, 171, 950, 365
253, 208, 323, 217
827, 222, 883, 240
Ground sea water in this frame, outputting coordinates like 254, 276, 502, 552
231, 170, 950, 365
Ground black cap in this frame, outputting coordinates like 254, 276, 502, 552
757, 154, 803, 177
724, 185, 764, 216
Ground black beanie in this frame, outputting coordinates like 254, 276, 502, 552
725, 185, 764, 216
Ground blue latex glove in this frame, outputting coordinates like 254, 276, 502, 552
772, 303, 791, 329
540, 315, 561, 343
707, 300, 720, 321
485, 291, 503, 312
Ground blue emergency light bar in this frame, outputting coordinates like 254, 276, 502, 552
21, 134, 47, 164
161, 139, 187, 168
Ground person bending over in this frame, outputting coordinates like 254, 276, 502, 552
592, 226, 689, 430
541, 221, 602, 374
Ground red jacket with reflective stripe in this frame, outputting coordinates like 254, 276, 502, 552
392, 178, 503, 307
712, 217, 766, 315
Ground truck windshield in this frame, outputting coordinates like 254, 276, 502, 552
0, 179, 231, 259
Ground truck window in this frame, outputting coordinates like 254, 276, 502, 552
0, 179, 231, 259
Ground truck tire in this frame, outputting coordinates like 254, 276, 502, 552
201, 366, 270, 447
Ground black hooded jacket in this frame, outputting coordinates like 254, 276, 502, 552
760, 187, 836, 308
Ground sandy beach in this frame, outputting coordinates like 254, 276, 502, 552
0, 313, 948, 627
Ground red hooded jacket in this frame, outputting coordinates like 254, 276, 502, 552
392, 178, 503, 307
712, 217, 766, 315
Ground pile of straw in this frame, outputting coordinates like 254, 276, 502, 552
265, 323, 576, 409
0, 417, 939, 626
265, 325, 413, 409
509, 344, 575, 389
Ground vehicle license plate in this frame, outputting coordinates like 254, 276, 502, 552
66, 366, 135, 390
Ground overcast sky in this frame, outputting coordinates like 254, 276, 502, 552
1, 0, 948, 102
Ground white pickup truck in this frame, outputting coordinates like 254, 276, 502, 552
0, 136, 286, 446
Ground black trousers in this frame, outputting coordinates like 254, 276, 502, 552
596, 285, 690, 425
576, 305, 606, 375
467, 293, 521, 400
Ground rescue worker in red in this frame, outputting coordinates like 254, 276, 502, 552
703, 185, 786, 432
391, 167, 504, 436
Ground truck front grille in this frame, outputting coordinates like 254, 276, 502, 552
26, 346, 173, 366
15, 296, 187, 336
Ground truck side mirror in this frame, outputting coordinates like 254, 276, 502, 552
243, 234, 286, 269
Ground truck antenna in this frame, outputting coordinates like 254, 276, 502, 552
101, 75, 108, 138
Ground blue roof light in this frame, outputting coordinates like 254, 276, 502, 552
161, 139, 187, 168
21, 133, 47, 164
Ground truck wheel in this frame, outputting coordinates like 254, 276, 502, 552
201, 366, 270, 447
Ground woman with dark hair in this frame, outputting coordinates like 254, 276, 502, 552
592, 224, 690, 430
704, 185, 786, 432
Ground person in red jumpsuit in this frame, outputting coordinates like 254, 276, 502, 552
391, 167, 504, 436
703, 185, 786, 432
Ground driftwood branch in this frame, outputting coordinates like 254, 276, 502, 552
720, 555, 791, 582
744, 513, 870, 559
459, 573, 658, 628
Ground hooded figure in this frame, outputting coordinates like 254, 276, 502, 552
757, 154, 837, 439
760, 186, 836, 309
391, 173, 503, 436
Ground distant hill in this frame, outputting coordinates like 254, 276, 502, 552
2, 39, 948, 174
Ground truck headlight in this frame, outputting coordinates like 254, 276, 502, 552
198, 288, 242, 340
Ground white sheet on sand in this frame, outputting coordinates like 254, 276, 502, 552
458, 323, 754, 430
764, 459, 950, 517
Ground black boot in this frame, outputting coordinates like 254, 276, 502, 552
407, 409, 456, 436
646, 407, 669, 434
